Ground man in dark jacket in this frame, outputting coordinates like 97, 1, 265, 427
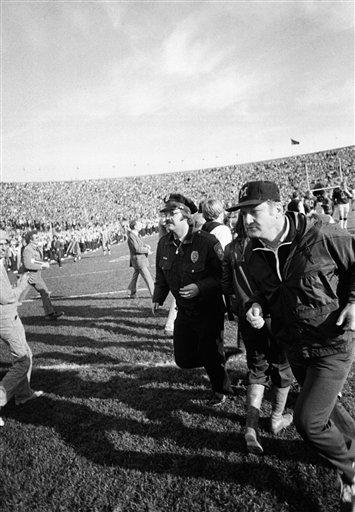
152, 195, 233, 406
230, 180, 355, 510
222, 214, 294, 454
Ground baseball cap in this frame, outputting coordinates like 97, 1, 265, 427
226, 181, 281, 211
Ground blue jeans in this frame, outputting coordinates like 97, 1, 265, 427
288, 332, 355, 484
0, 313, 33, 406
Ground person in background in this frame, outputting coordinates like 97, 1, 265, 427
201, 198, 232, 250
321, 189, 334, 217
21, 230, 63, 320
287, 191, 305, 214
333, 180, 353, 230
0, 230, 44, 427
303, 189, 318, 215
127, 219, 154, 298
51, 234, 63, 268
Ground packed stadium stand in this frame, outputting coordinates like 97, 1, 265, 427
1, 146, 354, 230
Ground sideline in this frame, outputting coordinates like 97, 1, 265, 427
35, 361, 176, 371
46, 269, 118, 280
22, 287, 149, 302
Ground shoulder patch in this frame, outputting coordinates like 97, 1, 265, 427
214, 243, 224, 260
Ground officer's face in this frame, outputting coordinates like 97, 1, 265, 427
241, 201, 280, 240
161, 209, 185, 232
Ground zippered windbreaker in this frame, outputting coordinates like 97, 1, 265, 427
244, 212, 355, 357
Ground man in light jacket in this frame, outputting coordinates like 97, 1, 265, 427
0, 230, 44, 427
127, 219, 154, 298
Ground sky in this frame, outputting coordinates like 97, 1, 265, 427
1, 0, 354, 183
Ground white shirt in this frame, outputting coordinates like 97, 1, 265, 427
210, 224, 232, 250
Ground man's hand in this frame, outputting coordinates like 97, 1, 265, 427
246, 302, 265, 329
152, 302, 161, 315
179, 283, 199, 299
42, 262, 50, 269
336, 303, 355, 331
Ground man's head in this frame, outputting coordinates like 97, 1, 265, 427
129, 219, 142, 232
201, 199, 225, 222
0, 230, 9, 259
227, 181, 284, 242
160, 194, 197, 235
25, 229, 39, 246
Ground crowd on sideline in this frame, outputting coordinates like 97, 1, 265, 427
1, 146, 354, 231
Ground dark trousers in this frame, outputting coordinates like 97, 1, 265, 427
173, 311, 231, 395
288, 332, 355, 484
241, 320, 293, 388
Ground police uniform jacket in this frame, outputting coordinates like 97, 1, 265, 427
153, 226, 225, 317
244, 211, 355, 357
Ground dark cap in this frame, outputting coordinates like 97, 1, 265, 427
160, 194, 197, 215
226, 181, 281, 211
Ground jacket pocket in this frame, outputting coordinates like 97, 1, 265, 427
159, 257, 173, 271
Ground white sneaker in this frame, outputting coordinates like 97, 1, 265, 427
0, 417, 4, 427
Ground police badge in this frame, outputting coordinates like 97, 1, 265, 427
191, 250, 199, 263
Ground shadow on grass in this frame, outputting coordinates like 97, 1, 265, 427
22, 305, 169, 341
9, 365, 325, 469
4, 389, 324, 512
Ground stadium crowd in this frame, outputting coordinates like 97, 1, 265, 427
1, 146, 353, 230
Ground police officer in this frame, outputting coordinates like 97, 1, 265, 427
152, 194, 233, 405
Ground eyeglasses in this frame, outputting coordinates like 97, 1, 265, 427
160, 209, 182, 219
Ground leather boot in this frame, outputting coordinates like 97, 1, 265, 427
270, 385, 293, 435
245, 384, 265, 454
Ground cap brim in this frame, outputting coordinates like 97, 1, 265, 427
226, 199, 264, 212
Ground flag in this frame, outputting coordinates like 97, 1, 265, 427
291, 138, 300, 145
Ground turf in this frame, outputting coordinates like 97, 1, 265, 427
0, 236, 354, 512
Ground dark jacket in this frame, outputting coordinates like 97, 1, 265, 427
127, 230, 150, 269
222, 236, 254, 318
244, 212, 355, 357
153, 227, 225, 317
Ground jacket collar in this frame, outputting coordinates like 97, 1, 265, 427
168, 225, 194, 246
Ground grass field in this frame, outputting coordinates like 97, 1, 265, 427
1, 235, 354, 512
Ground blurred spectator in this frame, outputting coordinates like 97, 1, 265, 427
332, 180, 353, 229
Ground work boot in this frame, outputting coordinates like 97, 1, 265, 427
245, 384, 265, 454
270, 385, 293, 435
